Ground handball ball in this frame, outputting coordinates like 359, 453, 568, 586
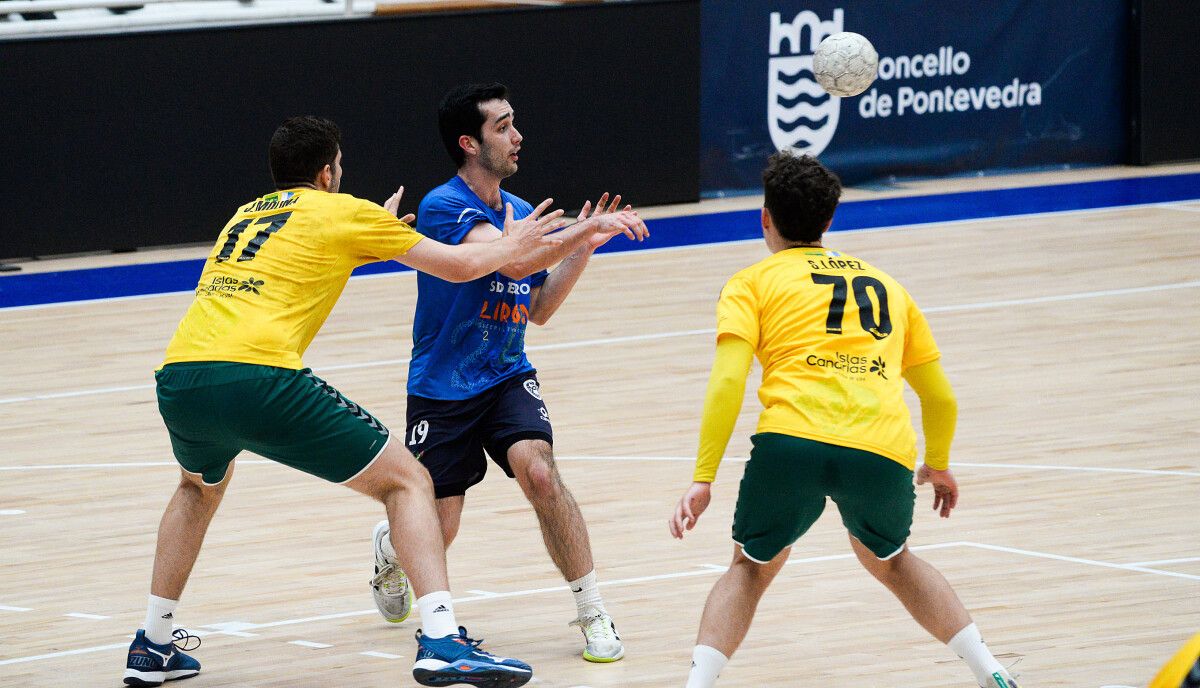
813, 32, 879, 97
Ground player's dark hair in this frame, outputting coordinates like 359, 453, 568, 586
438, 82, 509, 167
762, 152, 842, 243
269, 116, 341, 190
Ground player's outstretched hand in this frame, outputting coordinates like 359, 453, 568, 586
579, 193, 650, 249
577, 192, 622, 222
915, 464, 959, 518
503, 198, 565, 250
669, 481, 712, 539
383, 186, 416, 225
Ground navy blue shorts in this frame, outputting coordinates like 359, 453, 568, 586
405, 370, 553, 498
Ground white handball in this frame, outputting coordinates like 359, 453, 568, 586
813, 32, 879, 97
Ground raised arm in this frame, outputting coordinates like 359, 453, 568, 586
397, 199, 565, 283
524, 195, 651, 325
463, 194, 647, 281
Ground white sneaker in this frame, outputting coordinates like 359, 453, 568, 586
981, 668, 1022, 688
370, 520, 413, 623
569, 607, 624, 662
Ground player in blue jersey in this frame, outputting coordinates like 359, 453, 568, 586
369, 82, 647, 663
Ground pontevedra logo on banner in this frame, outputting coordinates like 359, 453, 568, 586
767, 6, 1046, 156
860, 46, 1041, 119
767, 8, 844, 155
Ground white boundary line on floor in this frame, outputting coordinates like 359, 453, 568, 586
3, 279, 1199, 407
1, 456, 1197, 478
1156, 203, 1200, 213
1, 539, 1194, 668
1127, 556, 1200, 567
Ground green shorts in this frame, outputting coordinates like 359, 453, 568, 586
732, 432, 915, 562
155, 362, 391, 485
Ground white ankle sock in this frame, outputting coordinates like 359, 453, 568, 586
568, 570, 606, 617
417, 591, 458, 639
686, 644, 728, 688
948, 623, 1006, 686
378, 520, 396, 560
143, 594, 178, 645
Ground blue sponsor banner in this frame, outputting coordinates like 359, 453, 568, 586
701, 0, 1127, 195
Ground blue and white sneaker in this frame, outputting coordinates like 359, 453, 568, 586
123, 629, 201, 686
412, 627, 532, 687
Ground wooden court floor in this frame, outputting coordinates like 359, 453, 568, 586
1, 166, 1198, 687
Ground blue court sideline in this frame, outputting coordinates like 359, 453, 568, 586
2, 173, 1197, 310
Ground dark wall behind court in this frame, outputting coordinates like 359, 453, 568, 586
0, 0, 699, 259
1130, 0, 1200, 165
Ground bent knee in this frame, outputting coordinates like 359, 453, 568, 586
514, 447, 562, 500
521, 462, 561, 499
858, 548, 906, 581
353, 445, 435, 500
731, 546, 788, 583
179, 473, 228, 500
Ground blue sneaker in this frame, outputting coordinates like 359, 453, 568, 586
123, 629, 201, 686
412, 627, 532, 687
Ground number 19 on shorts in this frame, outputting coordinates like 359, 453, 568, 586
409, 420, 429, 447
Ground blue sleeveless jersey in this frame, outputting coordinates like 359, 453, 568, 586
407, 176, 548, 400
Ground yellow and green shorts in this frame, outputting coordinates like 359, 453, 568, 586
732, 432, 915, 562
155, 362, 390, 485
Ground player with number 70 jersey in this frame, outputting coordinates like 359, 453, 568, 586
672, 152, 1021, 688
711, 244, 939, 470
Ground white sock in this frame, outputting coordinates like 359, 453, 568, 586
948, 623, 1006, 687
568, 570, 606, 617
143, 594, 178, 645
686, 645, 728, 688
417, 591, 458, 639
378, 520, 396, 560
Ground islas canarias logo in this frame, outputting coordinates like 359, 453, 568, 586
767, 8, 844, 155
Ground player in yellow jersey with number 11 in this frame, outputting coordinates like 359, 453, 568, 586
669, 152, 1022, 688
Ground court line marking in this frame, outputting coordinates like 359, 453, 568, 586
3, 278, 1199, 407
1156, 203, 1200, 213
0, 641, 131, 666
2, 538, 1193, 668
2, 456, 1196, 479
958, 542, 1200, 582
0, 604, 33, 612
63, 612, 110, 620
0, 509, 27, 515
947, 461, 1200, 478
0, 545, 966, 668
1125, 556, 1200, 567
289, 640, 332, 649
555, 457, 1200, 478
360, 651, 402, 659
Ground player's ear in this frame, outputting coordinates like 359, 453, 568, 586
761, 207, 772, 231
317, 164, 332, 191
459, 134, 478, 159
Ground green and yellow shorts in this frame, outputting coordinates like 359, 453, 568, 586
732, 432, 915, 562
155, 362, 391, 485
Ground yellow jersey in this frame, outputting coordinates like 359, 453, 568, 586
1148, 632, 1200, 688
716, 247, 940, 469
163, 188, 423, 370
